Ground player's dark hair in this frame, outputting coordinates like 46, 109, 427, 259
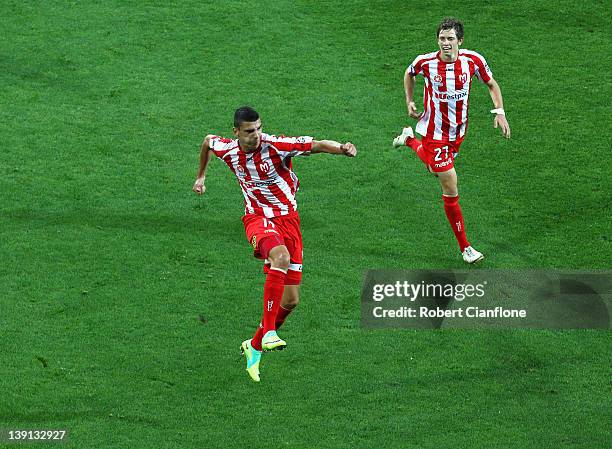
234, 106, 260, 128
437, 17, 464, 40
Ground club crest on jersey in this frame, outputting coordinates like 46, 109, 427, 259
236, 165, 245, 174
433, 74, 443, 83
259, 162, 270, 173
459, 73, 468, 84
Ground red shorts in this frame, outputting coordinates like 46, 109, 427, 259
420, 136, 464, 173
242, 212, 303, 285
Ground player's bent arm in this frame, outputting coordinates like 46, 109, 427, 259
485, 78, 511, 139
193, 135, 213, 195
404, 70, 419, 118
311, 140, 357, 157
403, 69, 415, 104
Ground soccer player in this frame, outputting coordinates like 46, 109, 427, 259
393, 17, 511, 263
193, 106, 357, 382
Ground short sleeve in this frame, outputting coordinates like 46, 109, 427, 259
267, 135, 313, 158
208, 135, 233, 157
408, 56, 422, 76
471, 52, 493, 83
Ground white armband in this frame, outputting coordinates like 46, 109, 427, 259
490, 108, 505, 115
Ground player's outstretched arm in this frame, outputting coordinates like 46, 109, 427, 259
193, 135, 213, 195
485, 78, 511, 139
311, 140, 357, 157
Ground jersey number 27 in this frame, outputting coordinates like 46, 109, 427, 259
434, 146, 450, 161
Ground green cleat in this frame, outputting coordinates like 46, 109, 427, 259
261, 330, 287, 352
240, 339, 261, 382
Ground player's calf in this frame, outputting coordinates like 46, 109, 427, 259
393, 127, 430, 167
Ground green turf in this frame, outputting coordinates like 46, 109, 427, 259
1, 1, 610, 448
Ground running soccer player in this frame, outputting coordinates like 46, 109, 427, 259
193, 106, 357, 382
393, 17, 511, 263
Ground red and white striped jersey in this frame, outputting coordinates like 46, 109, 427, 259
409, 49, 493, 141
209, 133, 313, 218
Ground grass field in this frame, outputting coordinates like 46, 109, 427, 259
1, 1, 610, 448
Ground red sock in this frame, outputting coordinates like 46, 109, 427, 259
262, 268, 286, 332
251, 322, 264, 351
250, 268, 287, 351
405, 136, 421, 152
405, 137, 429, 165
442, 195, 470, 252
251, 305, 294, 351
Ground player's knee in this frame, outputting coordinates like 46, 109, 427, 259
438, 174, 458, 195
442, 185, 458, 196
269, 246, 290, 271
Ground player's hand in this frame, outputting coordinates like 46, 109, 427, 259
493, 114, 511, 139
193, 177, 206, 195
408, 101, 421, 119
340, 142, 357, 157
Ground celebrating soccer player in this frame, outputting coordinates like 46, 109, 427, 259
393, 17, 511, 263
193, 106, 357, 382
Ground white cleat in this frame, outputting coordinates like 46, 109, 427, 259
463, 246, 484, 264
392, 127, 414, 148
261, 330, 286, 351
